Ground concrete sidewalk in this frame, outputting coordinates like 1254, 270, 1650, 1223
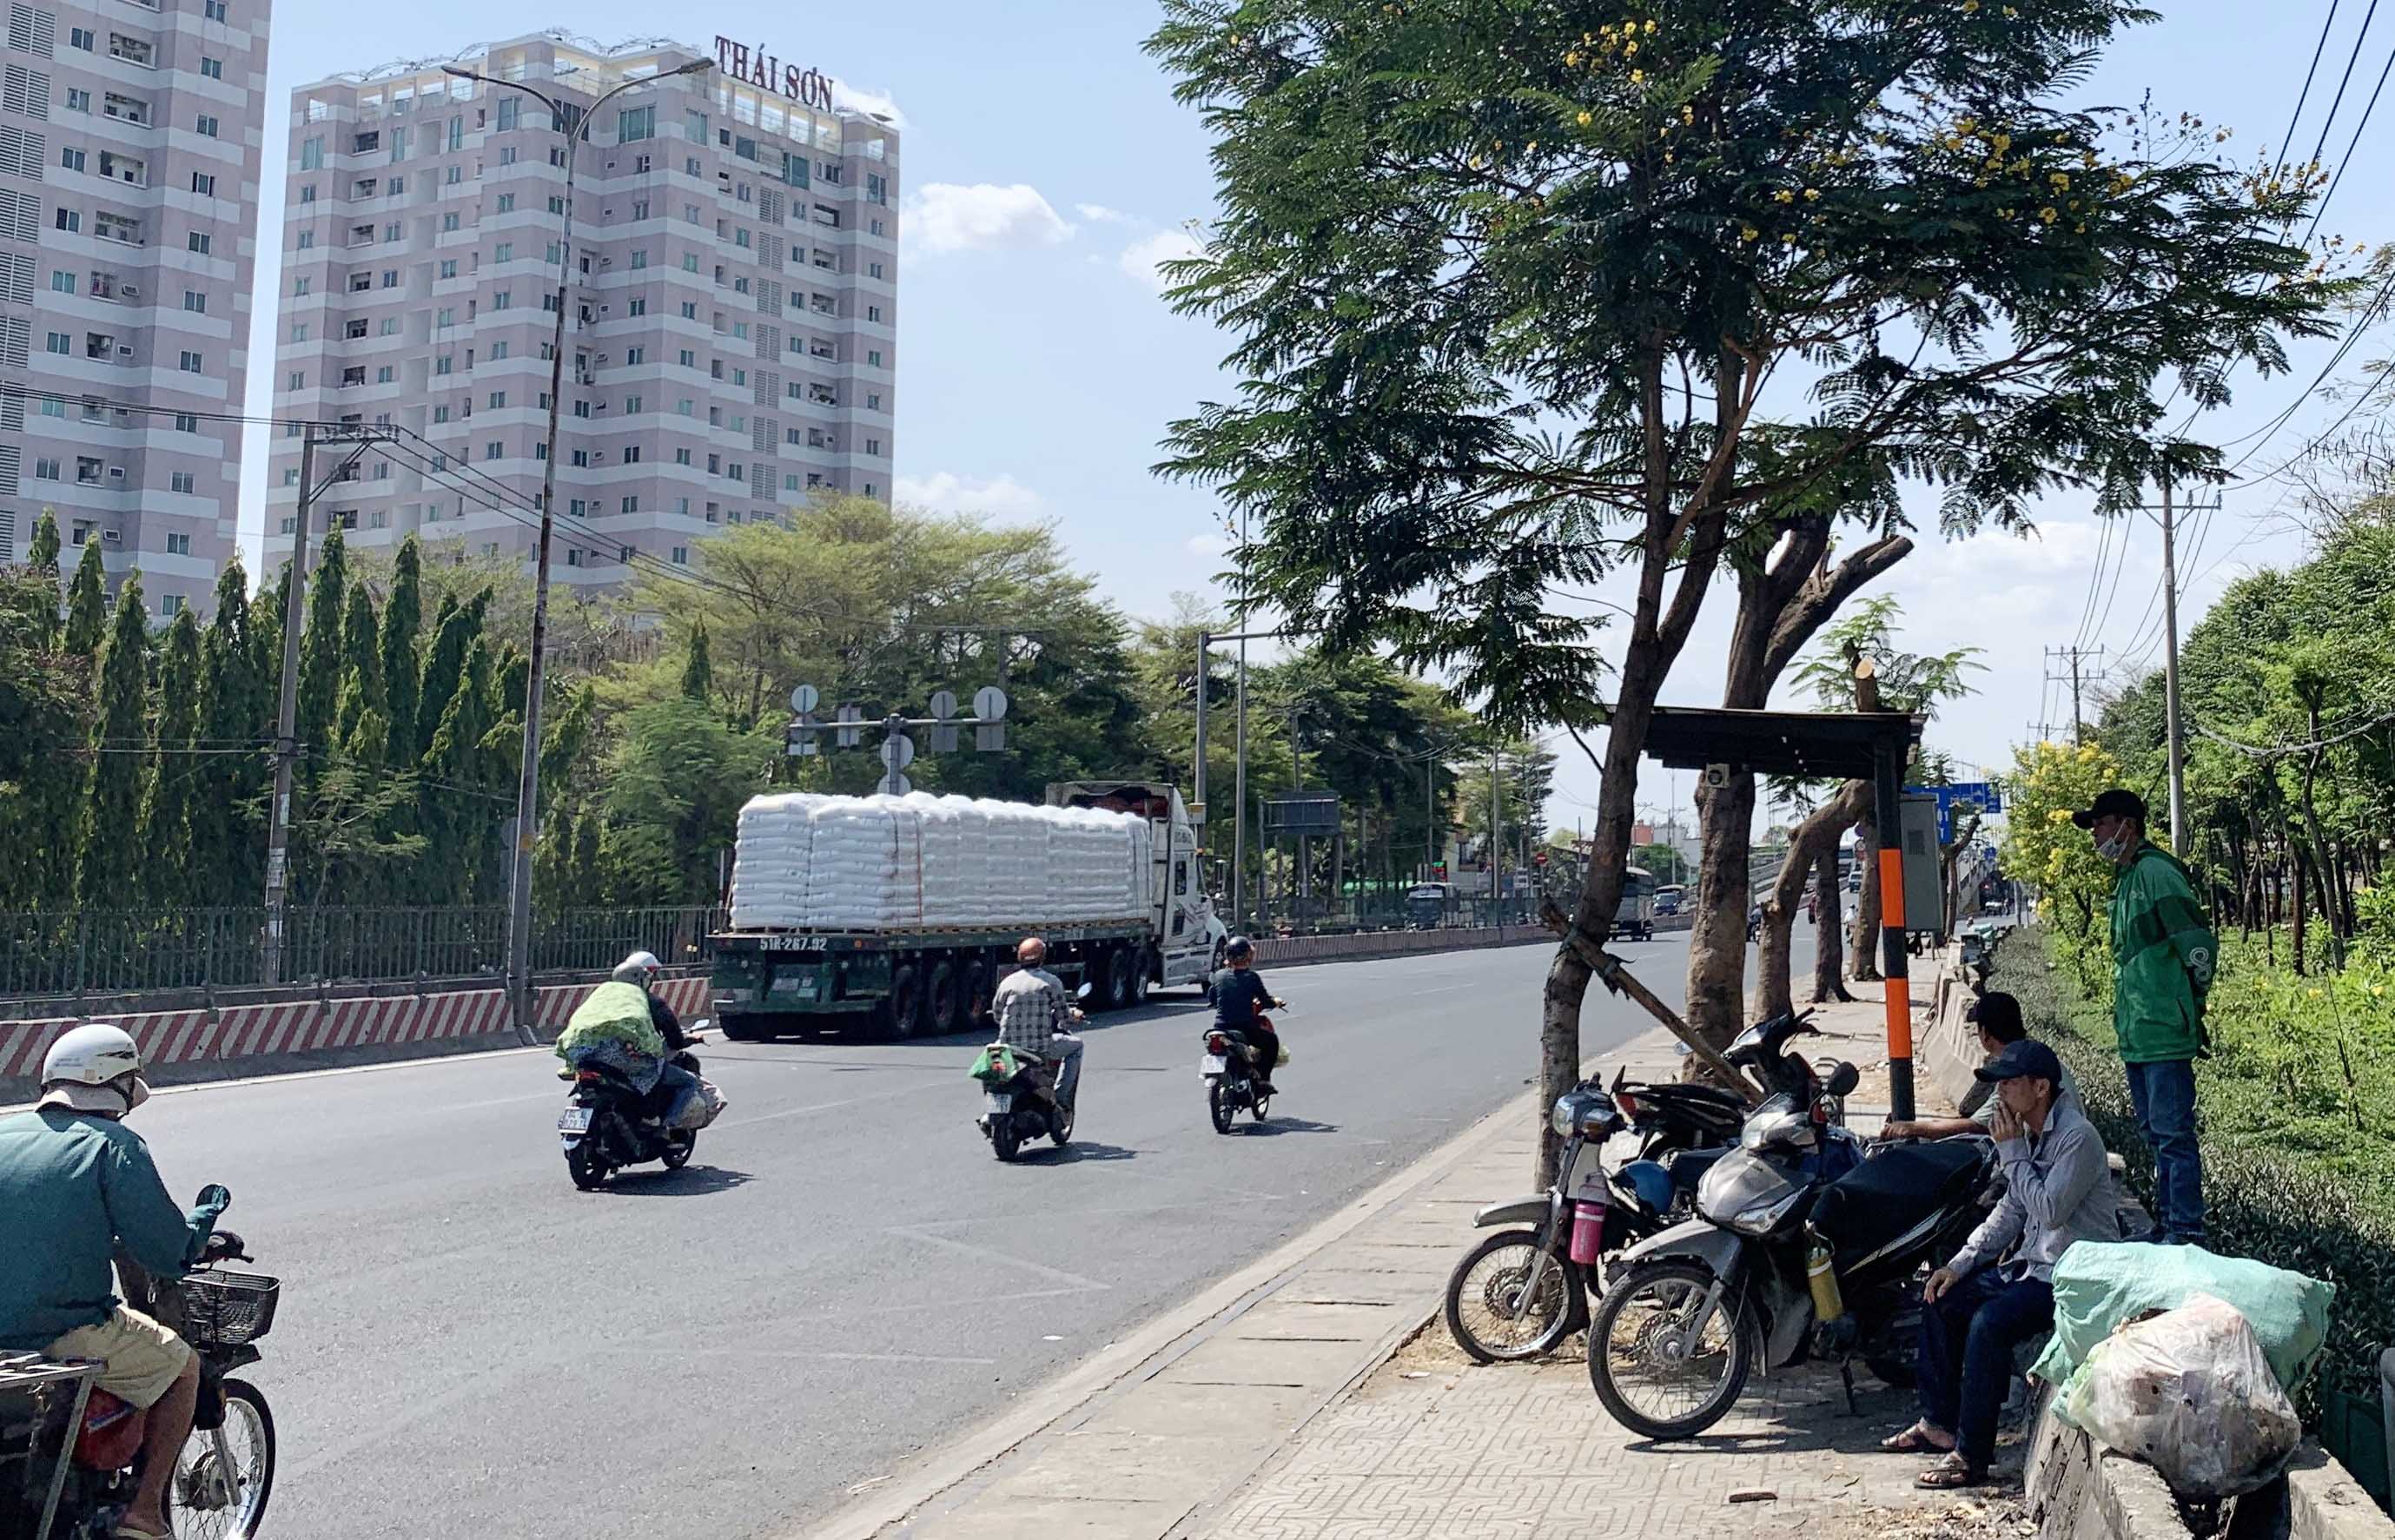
805, 969, 1959, 1540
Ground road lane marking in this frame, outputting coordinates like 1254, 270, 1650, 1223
885, 1225, 1112, 1294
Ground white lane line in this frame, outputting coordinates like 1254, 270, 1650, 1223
885, 1225, 1114, 1294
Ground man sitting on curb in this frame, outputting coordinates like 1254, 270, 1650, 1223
1882, 1040, 2118, 1490
1879, 991, 2081, 1141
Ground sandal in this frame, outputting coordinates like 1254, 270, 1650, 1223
1881, 1422, 1953, 1455
1916, 1452, 1987, 1490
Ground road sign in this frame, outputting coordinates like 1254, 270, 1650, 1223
974, 685, 1009, 722
1262, 793, 1341, 836
879, 733, 916, 770
835, 704, 863, 749
784, 712, 821, 757
926, 691, 960, 752
789, 683, 820, 714
887, 772, 912, 796
928, 690, 958, 719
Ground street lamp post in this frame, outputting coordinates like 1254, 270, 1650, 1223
443, 54, 711, 1038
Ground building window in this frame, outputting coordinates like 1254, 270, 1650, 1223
51, 271, 76, 294
287, 370, 306, 389
489, 341, 509, 360
170, 472, 195, 493
486, 441, 504, 460
867, 349, 883, 367
179, 351, 202, 373
677, 349, 694, 367
488, 391, 506, 409
496, 193, 515, 214
867, 305, 883, 324
498, 146, 517, 166
204, 0, 227, 18
566, 547, 584, 567
183, 291, 206, 313
673, 447, 691, 466
671, 546, 688, 565
439, 259, 458, 279
629, 249, 648, 269
290, 322, 309, 340
492, 292, 512, 310
201, 56, 223, 79
377, 366, 394, 382
301, 136, 324, 170
69, 25, 93, 48
191, 232, 213, 254
623, 446, 641, 465
35, 458, 61, 480
625, 347, 645, 365
174, 413, 198, 433
168, 532, 192, 554
195, 114, 219, 137
865, 438, 881, 456
866, 393, 883, 411
191, 172, 215, 196
442, 212, 460, 232
162, 595, 185, 616
433, 405, 451, 423
496, 97, 520, 130
54, 210, 80, 235
619, 104, 654, 142
293, 277, 310, 295
297, 230, 314, 249
494, 241, 513, 263
60, 147, 87, 173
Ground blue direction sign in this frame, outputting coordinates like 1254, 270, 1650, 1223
1906, 782, 2004, 845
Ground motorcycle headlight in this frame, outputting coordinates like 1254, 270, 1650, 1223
1551, 1095, 1577, 1137
1696, 1148, 1809, 1237
1551, 1089, 1616, 1139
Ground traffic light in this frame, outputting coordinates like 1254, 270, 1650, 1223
1432, 862, 1448, 880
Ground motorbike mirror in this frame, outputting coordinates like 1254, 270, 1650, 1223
195, 1183, 231, 1214
1823, 1061, 1861, 1098
690, 1017, 712, 1033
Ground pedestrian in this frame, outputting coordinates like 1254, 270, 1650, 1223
2074, 788, 2213, 1246
1882, 1040, 2116, 1488
1876, 991, 2082, 1142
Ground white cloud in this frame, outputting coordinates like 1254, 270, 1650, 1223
894, 472, 1047, 519
831, 81, 908, 129
1185, 532, 1231, 558
1076, 203, 1133, 225
905, 183, 1076, 256
1119, 229, 1204, 294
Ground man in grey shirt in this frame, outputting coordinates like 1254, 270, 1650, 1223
1887, 1039, 2116, 1489
990, 937, 1084, 1109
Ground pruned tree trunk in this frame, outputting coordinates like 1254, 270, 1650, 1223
1814, 845, 1853, 1002
1755, 777, 1871, 1018
1849, 813, 1883, 980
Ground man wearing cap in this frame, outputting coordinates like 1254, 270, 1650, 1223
1879, 992, 2081, 1141
1885, 1039, 2117, 1490
2078, 788, 2213, 1246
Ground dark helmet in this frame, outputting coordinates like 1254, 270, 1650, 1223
1224, 935, 1254, 961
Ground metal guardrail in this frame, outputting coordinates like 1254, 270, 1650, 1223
0, 906, 725, 1000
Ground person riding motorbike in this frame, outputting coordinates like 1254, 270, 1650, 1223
0, 1025, 229, 1540
1208, 936, 1285, 1094
612, 950, 702, 1127
989, 937, 1084, 1110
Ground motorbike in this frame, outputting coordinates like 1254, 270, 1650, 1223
559, 1021, 711, 1190
973, 985, 1089, 1161
1200, 995, 1287, 1134
1442, 1080, 1736, 1363
1584, 1015, 1999, 1440
32, 1193, 279, 1540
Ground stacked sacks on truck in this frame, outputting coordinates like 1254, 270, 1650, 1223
728, 792, 822, 930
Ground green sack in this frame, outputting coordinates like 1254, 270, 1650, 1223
969, 1045, 1016, 1083
2033, 1240, 2336, 1428
557, 980, 665, 1061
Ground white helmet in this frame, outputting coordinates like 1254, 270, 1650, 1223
612, 950, 663, 988
39, 1023, 149, 1116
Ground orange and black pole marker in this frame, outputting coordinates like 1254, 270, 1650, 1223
1873, 725, 1915, 1122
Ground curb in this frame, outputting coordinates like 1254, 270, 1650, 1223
790, 1066, 1558, 1540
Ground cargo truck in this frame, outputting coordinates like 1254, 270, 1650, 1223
710, 781, 1227, 1041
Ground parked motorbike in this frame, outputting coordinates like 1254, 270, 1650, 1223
1200, 996, 1287, 1134
559, 1022, 711, 1190
973, 986, 1090, 1161
1584, 1018, 1998, 1440
1442, 1081, 1734, 1363
1602, 1065, 1749, 1159
40, 1193, 279, 1540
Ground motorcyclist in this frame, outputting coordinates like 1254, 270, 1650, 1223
0, 1025, 228, 1540
1208, 936, 1285, 1094
989, 937, 1085, 1109
613, 950, 702, 1127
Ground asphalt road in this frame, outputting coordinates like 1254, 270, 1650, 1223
118, 925, 1812, 1538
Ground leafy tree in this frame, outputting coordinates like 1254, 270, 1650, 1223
377, 537, 425, 760
1148, 0, 2345, 1173
63, 540, 107, 658
137, 611, 204, 906
414, 637, 500, 905
0, 568, 84, 903
194, 561, 269, 907
333, 583, 385, 763
681, 622, 714, 704
599, 698, 777, 905
294, 525, 349, 767
412, 590, 484, 767
24, 511, 62, 651
75, 572, 149, 907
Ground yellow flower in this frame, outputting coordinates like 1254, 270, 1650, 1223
2049, 172, 2071, 190
1956, 117, 1978, 135
1803, 188, 1821, 201
1644, 17, 1657, 32
1566, 50, 1583, 65
1741, 226, 1759, 241
2003, 4, 2019, 14
2309, 988, 2325, 1000
2075, 221, 2087, 233
1782, 234, 1796, 244
1577, 110, 1592, 126
2048, 809, 2073, 823
1774, 188, 1796, 203
1469, 155, 1485, 170
1975, 176, 1989, 188
1993, 132, 2012, 154
1962, 0, 1979, 10
1630, 69, 1644, 83
2078, 746, 2099, 762
1682, 105, 1695, 123
1624, 40, 1638, 55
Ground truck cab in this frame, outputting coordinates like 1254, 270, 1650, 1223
1046, 781, 1227, 988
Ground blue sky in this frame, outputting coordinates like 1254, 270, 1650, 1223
237, 1, 2392, 836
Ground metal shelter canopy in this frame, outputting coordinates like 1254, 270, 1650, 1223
1638, 706, 1924, 779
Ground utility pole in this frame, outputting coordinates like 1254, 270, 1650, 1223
2044, 644, 2105, 745
2160, 480, 2187, 850
1489, 742, 1503, 910
262, 423, 394, 982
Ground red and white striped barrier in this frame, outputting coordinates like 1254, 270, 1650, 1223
0, 1020, 77, 1079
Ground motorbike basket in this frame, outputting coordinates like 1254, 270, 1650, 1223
181, 1272, 281, 1349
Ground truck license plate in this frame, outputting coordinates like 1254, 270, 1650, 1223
1200, 1054, 1227, 1074
557, 1107, 593, 1134
769, 975, 817, 998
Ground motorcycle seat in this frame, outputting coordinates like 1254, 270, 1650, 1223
1811, 1139, 1991, 1259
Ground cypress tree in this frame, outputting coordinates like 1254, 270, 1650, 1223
26, 512, 61, 651
413, 588, 486, 765
138, 609, 203, 906
63, 540, 107, 658
379, 537, 425, 764
294, 525, 348, 766
333, 583, 384, 763
195, 561, 267, 905
417, 637, 496, 905
75, 571, 149, 906
681, 622, 713, 703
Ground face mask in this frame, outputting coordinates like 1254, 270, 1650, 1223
2095, 832, 2133, 863
119, 1076, 150, 1114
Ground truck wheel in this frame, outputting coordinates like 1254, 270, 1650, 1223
963, 961, 993, 1028
1103, 948, 1135, 1012
720, 1019, 761, 1043
887, 965, 925, 1040
1131, 949, 1154, 1006
925, 961, 961, 1036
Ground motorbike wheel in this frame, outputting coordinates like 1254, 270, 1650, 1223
1868, 1302, 1922, 1389
1207, 1079, 1237, 1135
171, 1376, 275, 1540
1443, 1229, 1586, 1364
662, 1129, 697, 1170
1587, 1259, 1760, 1441
565, 1139, 608, 1191
990, 1114, 1023, 1162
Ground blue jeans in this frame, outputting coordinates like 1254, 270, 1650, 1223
2124, 1058, 2204, 1244
1919, 1270, 2054, 1471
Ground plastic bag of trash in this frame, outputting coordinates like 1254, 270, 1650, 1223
2033, 1240, 2334, 1398
2065, 1294, 2300, 1498
672, 1076, 727, 1131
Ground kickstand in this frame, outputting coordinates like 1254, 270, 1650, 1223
1839, 1362, 1862, 1417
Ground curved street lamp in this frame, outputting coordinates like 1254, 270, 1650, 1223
440, 53, 713, 1036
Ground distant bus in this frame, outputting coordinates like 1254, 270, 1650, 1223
1614, 867, 1657, 942
1406, 882, 1455, 929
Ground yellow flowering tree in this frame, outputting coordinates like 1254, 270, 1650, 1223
2002, 740, 2127, 996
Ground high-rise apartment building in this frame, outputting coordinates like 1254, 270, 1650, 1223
1, 0, 270, 616
264, 31, 899, 586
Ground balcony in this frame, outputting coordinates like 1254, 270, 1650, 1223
107, 35, 155, 68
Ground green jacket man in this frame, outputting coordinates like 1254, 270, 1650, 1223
2076, 788, 2211, 1244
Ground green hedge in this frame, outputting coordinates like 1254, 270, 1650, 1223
1998, 932, 2395, 1415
